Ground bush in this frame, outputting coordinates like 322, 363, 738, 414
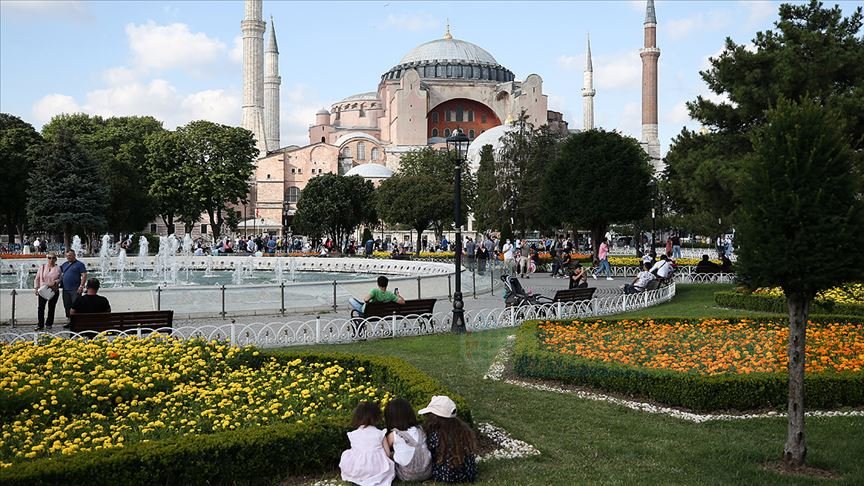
513, 319, 864, 412
715, 291, 864, 316
0, 350, 469, 485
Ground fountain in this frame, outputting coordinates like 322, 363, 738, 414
232, 260, 245, 285
98, 234, 112, 279
153, 235, 180, 285
17, 264, 29, 289
289, 257, 298, 282
204, 254, 215, 277
138, 236, 149, 278
115, 246, 127, 287
71, 235, 84, 257
274, 258, 284, 284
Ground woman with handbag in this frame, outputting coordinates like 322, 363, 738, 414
34, 253, 61, 330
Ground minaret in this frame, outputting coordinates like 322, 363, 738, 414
241, 0, 268, 155
582, 33, 595, 131
264, 16, 281, 151
640, 0, 662, 172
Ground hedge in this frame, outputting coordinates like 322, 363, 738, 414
0, 350, 469, 486
715, 291, 864, 317
513, 319, 864, 412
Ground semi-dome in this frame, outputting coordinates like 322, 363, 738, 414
399, 38, 498, 65
382, 28, 514, 83
345, 163, 393, 179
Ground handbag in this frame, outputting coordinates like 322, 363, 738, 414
38, 285, 55, 300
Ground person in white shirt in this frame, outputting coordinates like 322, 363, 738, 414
649, 255, 674, 279
623, 263, 656, 294
502, 240, 515, 273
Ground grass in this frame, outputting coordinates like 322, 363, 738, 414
610, 284, 782, 319
289, 285, 864, 485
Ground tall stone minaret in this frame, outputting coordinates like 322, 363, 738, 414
241, 0, 268, 155
264, 16, 281, 151
640, 0, 662, 172
582, 33, 595, 131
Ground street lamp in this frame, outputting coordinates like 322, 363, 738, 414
446, 127, 470, 334
649, 179, 657, 253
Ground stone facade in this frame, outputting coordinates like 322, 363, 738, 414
640, 0, 662, 173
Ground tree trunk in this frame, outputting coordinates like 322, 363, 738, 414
784, 292, 809, 467
415, 228, 423, 256
590, 225, 606, 260
63, 223, 72, 251
207, 209, 220, 241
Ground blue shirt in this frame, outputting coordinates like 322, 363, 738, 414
60, 260, 87, 290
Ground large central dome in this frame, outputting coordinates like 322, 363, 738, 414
399, 38, 498, 65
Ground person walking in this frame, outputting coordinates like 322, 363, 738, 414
34, 253, 61, 330
671, 234, 681, 259
60, 249, 87, 322
501, 239, 515, 274
592, 237, 613, 280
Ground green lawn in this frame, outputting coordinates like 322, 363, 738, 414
610, 284, 782, 319
293, 285, 863, 485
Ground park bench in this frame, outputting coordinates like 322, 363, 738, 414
550, 287, 597, 303
350, 299, 437, 337
69, 310, 174, 335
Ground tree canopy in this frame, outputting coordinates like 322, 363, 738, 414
543, 129, 652, 251
0, 114, 43, 243
293, 174, 377, 245
376, 174, 449, 255
472, 144, 500, 234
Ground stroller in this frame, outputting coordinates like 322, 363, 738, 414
501, 274, 551, 307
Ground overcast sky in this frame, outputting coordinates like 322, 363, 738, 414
1, 0, 853, 153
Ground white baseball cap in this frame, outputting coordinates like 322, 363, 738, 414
418, 395, 457, 418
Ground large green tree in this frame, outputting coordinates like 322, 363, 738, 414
664, 1, 864, 226
26, 127, 109, 248
144, 130, 201, 234
0, 114, 43, 243
376, 174, 449, 255
293, 174, 377, 245
543, 130, 652, 252
176, 121, 258, 240
398, 146, 475, 238
473, 144, 500, 234
737, 97, 864, 468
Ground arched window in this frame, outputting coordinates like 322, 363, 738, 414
431, 112, 439, 123
431, 128, 439, 137
320, 136, 325, 143
469, 129, 475, 139
444, 128, 451, 138
342, 146, 351, 158
357, 142, 366, 160
359, 105, 366, 117
286, 187, 300, 204
371, 148, 380, 160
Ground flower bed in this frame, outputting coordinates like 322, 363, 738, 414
0, 336, 469, 484
716, 284, 864, 316
513, 318, 864, 411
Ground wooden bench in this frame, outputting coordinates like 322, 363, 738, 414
550, 287, 597, 303
69, 310, 174, 334
350, 299, 437, 337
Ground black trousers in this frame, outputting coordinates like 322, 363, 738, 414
38, 292, 60, 328
62, 290, 79, 318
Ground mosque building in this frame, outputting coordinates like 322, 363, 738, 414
239, 0, 661, 234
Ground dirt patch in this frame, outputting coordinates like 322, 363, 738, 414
761, 461, 840, 480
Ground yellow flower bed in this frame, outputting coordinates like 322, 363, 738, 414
0, 336, 390, 468
753, 283, 864, 305
540, 319, 864, 375
606, 256, 719, 266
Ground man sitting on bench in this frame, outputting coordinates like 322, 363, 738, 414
348, 275, 405, 317
622, 263, 656, 295
70, 279, 111, 315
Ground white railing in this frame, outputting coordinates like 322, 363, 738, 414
0, 284, 676, 347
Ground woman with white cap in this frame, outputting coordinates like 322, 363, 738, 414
418, 396, 478, 483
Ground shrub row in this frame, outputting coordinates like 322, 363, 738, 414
513, 319, 864, 412
714, 290, 864, 316
0, 350, 468, 486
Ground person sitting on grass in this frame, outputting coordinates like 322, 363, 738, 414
349, 275, 405, 317
339, 401, 395, 486
385, 398, 432, 482
419, 396, 478, 484
622, 262, 655, 295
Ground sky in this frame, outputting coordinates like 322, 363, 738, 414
1, 0, 854, 154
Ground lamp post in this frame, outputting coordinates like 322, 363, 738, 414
649, 180, 657, 253
446, 128, 470, 334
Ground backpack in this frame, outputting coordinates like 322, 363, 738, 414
393, 429, 432, 481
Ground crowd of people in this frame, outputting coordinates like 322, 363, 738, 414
340, 395, 477, 485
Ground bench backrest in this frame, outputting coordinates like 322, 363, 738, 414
363, 299, 436, 318
69, 310, 174, 332
552, 288, 596, 302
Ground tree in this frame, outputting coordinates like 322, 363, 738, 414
665, 1, 864, 225
293, 174, 377, 245
736, 97, 864, 468
177, 121, 258, 240
543, 129, 652, 252
398, 147, 475, 238
473, 144, 501, 233
0, 114, 43, 243
27, 127, 109, 248
144, 130, 201, 234
377, 174, 450, 255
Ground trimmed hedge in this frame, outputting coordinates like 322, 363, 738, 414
0, 350, 469, 485
715, 290, 864, 316
513, 319, 864, 412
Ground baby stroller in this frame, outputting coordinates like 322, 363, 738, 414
501, 274, 551, 307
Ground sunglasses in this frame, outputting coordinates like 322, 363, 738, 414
48, 257, 57, 260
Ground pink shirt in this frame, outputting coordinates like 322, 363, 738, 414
598, 242, 608, 261
35, 264, 61, 290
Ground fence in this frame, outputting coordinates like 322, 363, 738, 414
0, 283, 676, 347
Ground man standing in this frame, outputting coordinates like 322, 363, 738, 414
60, 249, 87, 321
671, 234, 681, 259
70, 278, 111, 314
365, 238, 375, 258
465, 237, 476, 271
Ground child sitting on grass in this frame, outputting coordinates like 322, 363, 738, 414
385, 398, 432, 481
419, 396, 478, 483
339, 401, 395, 486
